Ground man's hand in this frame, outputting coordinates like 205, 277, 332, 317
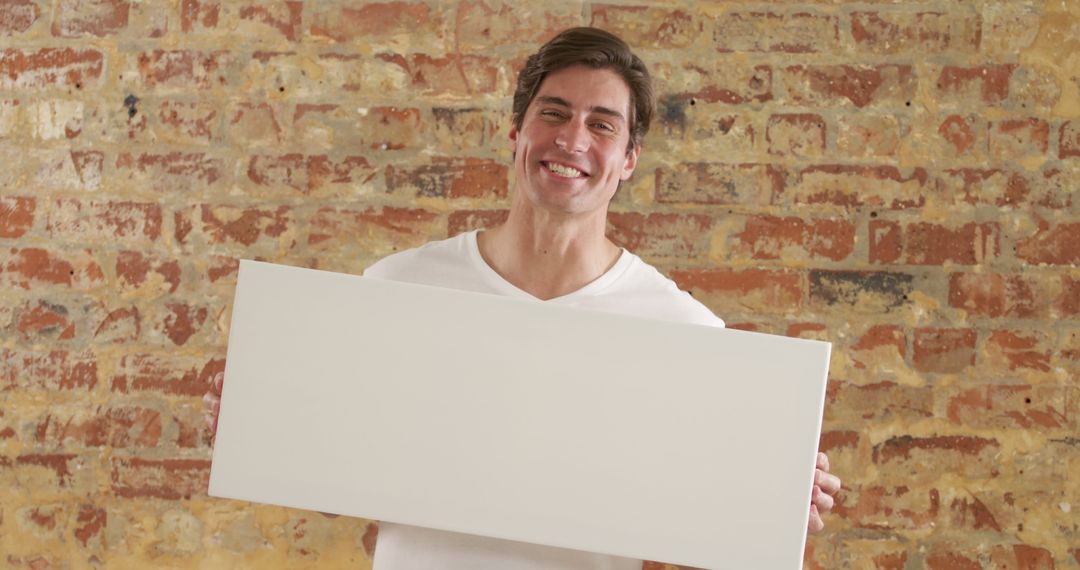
202, 372, 224, 440
808, 452, 841, 534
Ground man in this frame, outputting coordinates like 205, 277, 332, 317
205, 27, 841, 568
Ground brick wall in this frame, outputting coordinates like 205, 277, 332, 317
1, 1, 1077, 568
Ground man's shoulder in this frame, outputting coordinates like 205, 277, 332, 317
362, 231, 493, 293
606, 253, 725, 328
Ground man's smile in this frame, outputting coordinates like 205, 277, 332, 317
540, 160, 590, 179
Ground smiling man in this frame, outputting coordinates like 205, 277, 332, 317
205, 26, 840, 569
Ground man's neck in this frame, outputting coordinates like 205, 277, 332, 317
477, 196, 621, 301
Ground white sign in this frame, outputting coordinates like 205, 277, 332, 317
209, 260, 831, 569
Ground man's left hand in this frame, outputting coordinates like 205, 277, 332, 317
808, 452, 841, 533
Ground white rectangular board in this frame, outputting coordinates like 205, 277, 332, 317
209, 260, 832, 569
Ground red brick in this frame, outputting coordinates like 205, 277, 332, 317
15, 453, 79, 487
0, 350, 96, 392
926, 551, 980, 570
835, 113, 903, 158
786, 165, 928, 209
0, 196, 34, 238
74, 504, 106, 548
357, 106, 422, 150
989, 118, 1050, 161
832, 484, 940, 530
0, 48, 104, 89
310, 2, 440, 43
199, 204, 291, 247
869, 220, 999, 265
989, 544, 1056, 570
180, 0, 218, 32
731, 215, 854, 262
819, 430, 859, 454
948, 273, 1039, 319
116, 250, 181, 294
1061, 121, 1080, 159
946, 385, 1075, 430
1060, 275, 1080, 317
137, 50, 228, 90
661, 63, 772, 106
228, 101, 282, 146
851, 10, 981, 54
16, 300, 75, 340
308, 207, 441, 255
767, 113, 826, 157
825, 381, 933, 423
670, 268, 803, 313
157, 100, 218, 142
206, 255, 239, 282
985, 330, 1052, 373
52, 0, 128, 37
238, 1, 301, 41
386, 158, 508, 199
115, 152, 224, 192
936, 64, 1016, 105
246, 154, 378, 195
161, 302, 209, 346
376, 53, 498, 97
2, 247, 104, 290
655, 163, 782, 205
1015, 221, 1080, 265
432, 107, 498, 149
872, 552, 907, 570
47, 199, 163, 243
0, 0, 39, 34
607, 212, 713, 259
32, 406, 162, 448
850, 325, 906, 370
447, 209, 508, 236
875, 435, 998, 466
591, 5, 700, 49
937, 115, 981, 156
111, 457, 210, 499
782, 65, 915, 108
111, 354, 223, 396
714, 11, 838, 53
93, 306, 140, 343
913, 328, 977, 373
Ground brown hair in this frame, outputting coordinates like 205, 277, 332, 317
512, 27, 654, 154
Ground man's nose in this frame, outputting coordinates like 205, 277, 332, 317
554, 119, 589, 153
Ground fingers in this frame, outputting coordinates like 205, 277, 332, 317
816, 452, 830, 472
815, 468, 842, 496
811, 484, 835, 513
807, 504, 824, 534
211, 371, 224, 395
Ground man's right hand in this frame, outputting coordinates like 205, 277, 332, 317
202, 372, 224, 441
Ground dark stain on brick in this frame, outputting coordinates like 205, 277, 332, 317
123, 94, 139, 119
658, 95, 686, 133
809, 270, 914, 310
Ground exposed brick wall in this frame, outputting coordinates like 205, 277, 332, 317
1, 1, 1077, 567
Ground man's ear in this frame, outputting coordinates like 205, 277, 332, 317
620, 144, 641, 181
509, 114, 519, 154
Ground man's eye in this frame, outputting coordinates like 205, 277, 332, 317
592, 122, 614, 132
541, 110, 563, 118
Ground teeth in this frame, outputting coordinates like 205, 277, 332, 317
546, 162, 583, 177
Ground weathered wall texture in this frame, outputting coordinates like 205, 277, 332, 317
0, 0, 1077, 567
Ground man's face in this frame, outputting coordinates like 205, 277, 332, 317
509, 65, 640, 217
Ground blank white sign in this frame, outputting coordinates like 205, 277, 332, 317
209, 260, 831, 569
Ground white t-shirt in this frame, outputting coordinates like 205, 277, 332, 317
362, 229, 724, 570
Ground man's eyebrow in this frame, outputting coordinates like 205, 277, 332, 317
535, 95, 626, 122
